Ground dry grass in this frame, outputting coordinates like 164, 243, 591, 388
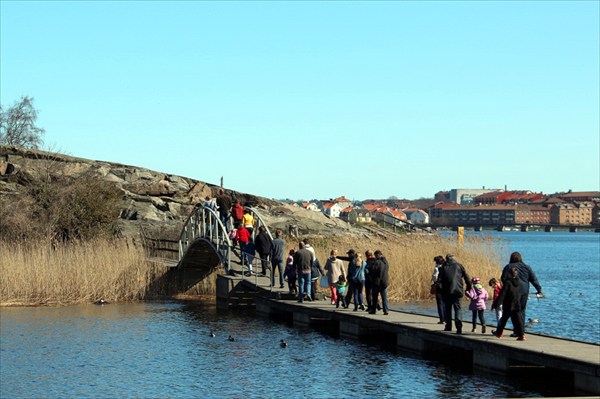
0, 239, 170, 306
1, 230, 507, 306
302, 231, 507, 302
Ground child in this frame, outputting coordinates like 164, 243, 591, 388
489, 277, 503, 326
334, 275, 348, 309
284, 249, 297, 294
465, 277, 489, 333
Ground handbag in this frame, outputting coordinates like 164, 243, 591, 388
320, 276, 329, 289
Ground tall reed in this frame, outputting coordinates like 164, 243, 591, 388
0, 239, 169, 306
299, 232, 507, 302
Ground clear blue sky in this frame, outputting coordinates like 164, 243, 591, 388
1, 1, 598, 201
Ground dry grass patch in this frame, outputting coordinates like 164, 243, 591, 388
298, 231, 507, 302
0, 239, 170, 306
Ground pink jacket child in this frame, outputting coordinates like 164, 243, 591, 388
466, 277, 490, 333
466, 278, 489, 311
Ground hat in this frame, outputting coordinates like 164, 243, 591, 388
347, 249, 356, 255
472, 277, 481, 284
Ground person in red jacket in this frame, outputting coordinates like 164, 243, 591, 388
235, 226, 251, 275
231, 199, 244, 228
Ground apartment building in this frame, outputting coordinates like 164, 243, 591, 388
550, 202, 594, 225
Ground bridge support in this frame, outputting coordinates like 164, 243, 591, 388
545, 226, 553, 232
520, 225, 529, 232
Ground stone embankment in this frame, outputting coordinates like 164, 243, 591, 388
0, 145, 358, 239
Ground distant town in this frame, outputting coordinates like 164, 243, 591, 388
281, 189, 600, 229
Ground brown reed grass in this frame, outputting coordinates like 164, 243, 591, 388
297, 231, 508, 302
0, 239, 170, 306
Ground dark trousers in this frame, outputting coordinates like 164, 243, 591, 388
435, 290, 445, 322
365, 280, 372, 311
287, 276, 297, 294
258, 253, 269, 275
519, 294, 529, 332
370, 286, 388, 313
336, 289, 347, 308
345, 280, 355, 305
443, 295, 463, 332
472, 309, 485, 329
496, 309, 524, 337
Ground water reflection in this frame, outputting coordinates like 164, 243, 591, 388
0, 301, 547, 399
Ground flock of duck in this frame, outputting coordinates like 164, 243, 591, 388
210, 331, 288, 348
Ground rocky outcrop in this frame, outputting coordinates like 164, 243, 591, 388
0, 145, 347, 239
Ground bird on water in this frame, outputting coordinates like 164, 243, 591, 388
280, 339, 287, 348
228, 336, 236, 342
209, 331, 216, 337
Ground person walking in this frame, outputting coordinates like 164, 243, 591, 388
294, 242, 313, 302
231, 198, 244, 228
351, 253, 367, 311
500, 252, 543, 337
270, 230, 286, 288
364, 250, 376, 312
439, 254, 472, 334
432, 255, 446, 324
242, 209, 255, 235
324, 249, 346, 306
254, 225, 272, 277
285, 249, 297, 294
369, 250, 389, 315
493, 267, 526, 341
337, 249, 357, 307
465, 277, 489, 333
489, 278, 503, 327
235, 225, 251, 275
215, 189, 232, 232
334, 275, 348, 308
310, 257, 326, 301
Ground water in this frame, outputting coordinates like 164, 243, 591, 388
406, 230, 600, 343
1, 231, 598, 398
1, 302, 543, 399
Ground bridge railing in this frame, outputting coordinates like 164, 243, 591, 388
178, 205, 232, 273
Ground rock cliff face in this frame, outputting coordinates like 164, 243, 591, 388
0, 146, 354, 239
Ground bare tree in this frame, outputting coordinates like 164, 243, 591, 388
0, 96, 45, 148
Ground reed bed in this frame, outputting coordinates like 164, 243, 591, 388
0, 239, 169, 306
301, 232, 508, 302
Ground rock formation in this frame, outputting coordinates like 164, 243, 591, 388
0, 145, 355, 239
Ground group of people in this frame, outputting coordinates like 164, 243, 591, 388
431, 252, 543, 340
284, 243, 391, 315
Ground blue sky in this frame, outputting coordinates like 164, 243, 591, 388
1, 1, 598, 201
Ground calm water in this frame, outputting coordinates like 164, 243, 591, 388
406, 230, 600, 344
1, 231, 598, 398
1, 302, 543, 399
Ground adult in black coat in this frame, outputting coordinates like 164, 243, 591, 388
500, 252, 543, 335
368, 250, 389, 315
439, 254, 472, 334
254, 225, 272, 277
493, 267, 525, 339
